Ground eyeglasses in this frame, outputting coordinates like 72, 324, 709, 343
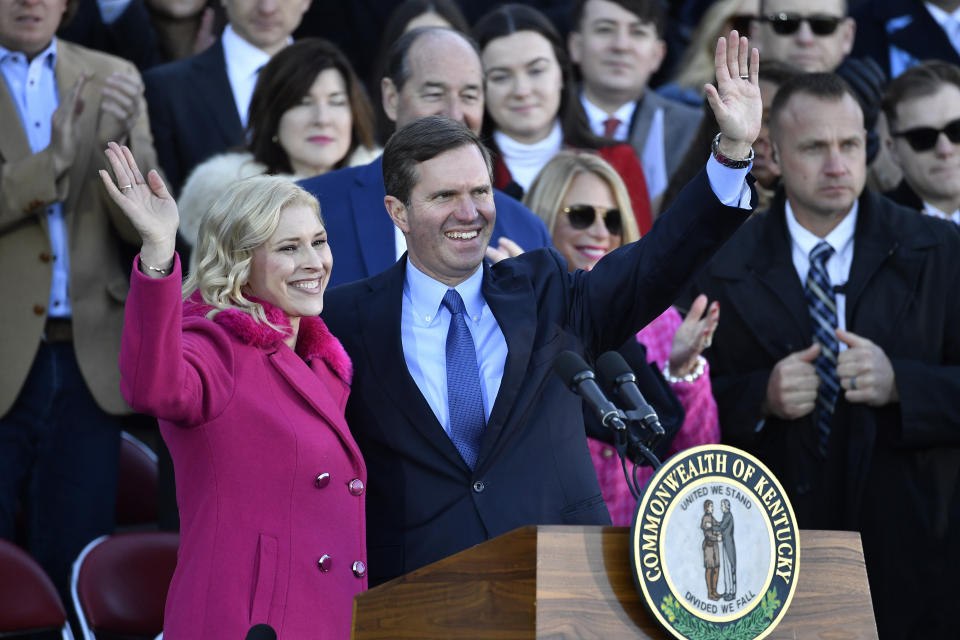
762, 13, 843, 36
892, 118, 960, 152
562, 205, 622, 235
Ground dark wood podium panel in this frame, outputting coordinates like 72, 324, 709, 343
351, 526, 878, 639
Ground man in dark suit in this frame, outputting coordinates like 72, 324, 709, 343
300, 27, 551, 288
694, 73, 960, 639
321, 31, 760, 586
852, 0, 960, 79
881, 60, 960, 224
143, 0, 310, 194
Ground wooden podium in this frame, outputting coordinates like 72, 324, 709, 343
351, 526, 878, 639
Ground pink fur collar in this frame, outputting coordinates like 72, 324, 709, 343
184, 291, 352, 383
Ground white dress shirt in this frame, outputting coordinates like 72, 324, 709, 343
784, 200, 859, 343
580, 93, 636, 141
923, 201, 960, 225
1, 39, 71, 317
221, 24, 273, 128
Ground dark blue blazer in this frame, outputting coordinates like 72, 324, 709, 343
852, 0, 960, 78
144, 42, 244, 195
322, 169, 749, 585
299, 156, 552, 288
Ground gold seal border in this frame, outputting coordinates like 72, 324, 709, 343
631, 444, 801, 640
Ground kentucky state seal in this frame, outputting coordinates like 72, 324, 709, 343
631, 444, 800, 640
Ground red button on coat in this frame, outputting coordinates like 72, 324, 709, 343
348, 479, 364, 496
315, 473, 330, 489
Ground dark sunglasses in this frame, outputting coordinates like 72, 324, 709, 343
563, 205, 622, 235
729, 15, 756, 35
893, 118, 960, 152
762, 13, 843, 36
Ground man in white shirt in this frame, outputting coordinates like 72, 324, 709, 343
144, 0, 310, 194
695, 72, 960, 639
0, 0, 158, 600
882, 60, 960, 224
567, 0, 702, 207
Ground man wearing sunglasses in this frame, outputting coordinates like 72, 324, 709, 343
694, 72, 960, 639
751, 0, 855, 72
882, 60, 960, 224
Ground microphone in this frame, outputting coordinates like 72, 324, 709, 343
245, 624, 277, 640
554, 351, 626, 432
596, 350, 664, 439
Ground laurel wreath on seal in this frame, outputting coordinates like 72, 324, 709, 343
659, 588, 782, 640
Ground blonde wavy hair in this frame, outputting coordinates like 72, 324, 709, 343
523, 151, 640, 245
183, 175, 323, 327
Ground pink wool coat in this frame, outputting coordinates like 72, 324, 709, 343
120, 256, 366, 639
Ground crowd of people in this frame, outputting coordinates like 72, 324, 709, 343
1, 0, 958, 638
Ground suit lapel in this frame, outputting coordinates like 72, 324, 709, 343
0, 73, 31, 162
265, 349, 365, 462
890, 9, 960, 66
356, 261, 466, 465
477, 266, 537, 467
720, 209, 812, 358
845, 193, 924, 344
628, 93, 655, 156
350, 158, 396, 279
192, 44, 243, 144
55, 42, 97, 224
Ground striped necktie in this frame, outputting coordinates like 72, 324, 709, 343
804, 241, 840, 455
442, 289, 486, 469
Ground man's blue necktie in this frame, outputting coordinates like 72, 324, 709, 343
804, 241, 840, 455
442, 289, 486, 469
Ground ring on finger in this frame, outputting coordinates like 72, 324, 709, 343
739, 74, 749, 80
120, 184, 133, 192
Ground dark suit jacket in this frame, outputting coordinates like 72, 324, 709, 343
694, 189, 960, 638
852, 0, 960, 78
144, 41, 243, 195
299, 156, 553, 288
322, 169, 748, 585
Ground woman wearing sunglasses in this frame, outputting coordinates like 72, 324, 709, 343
473, 4, 654, 235
523, 150, 721, 524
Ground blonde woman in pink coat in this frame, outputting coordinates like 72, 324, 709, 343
100, 142, 366, 639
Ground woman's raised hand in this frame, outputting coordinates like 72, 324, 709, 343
668, 294, 720, 379
99, 141, 179, 271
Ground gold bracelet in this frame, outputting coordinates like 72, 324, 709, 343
663, 355, 706, 384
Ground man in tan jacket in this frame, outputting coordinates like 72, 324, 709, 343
0, 0, 157, 597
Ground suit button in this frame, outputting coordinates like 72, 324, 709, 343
352, 560, 366, 578
39, 252, 51, 263
33, 304, 45, 316
472, 481, 485, 493
318, 554, 332, 572
348, 478, 364, 496
315, 473, 330, 489
602, 447, 615, 459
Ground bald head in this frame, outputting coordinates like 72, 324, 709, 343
381, 27, 485, 133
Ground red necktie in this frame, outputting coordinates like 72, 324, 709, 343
603, 117, 621, 138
